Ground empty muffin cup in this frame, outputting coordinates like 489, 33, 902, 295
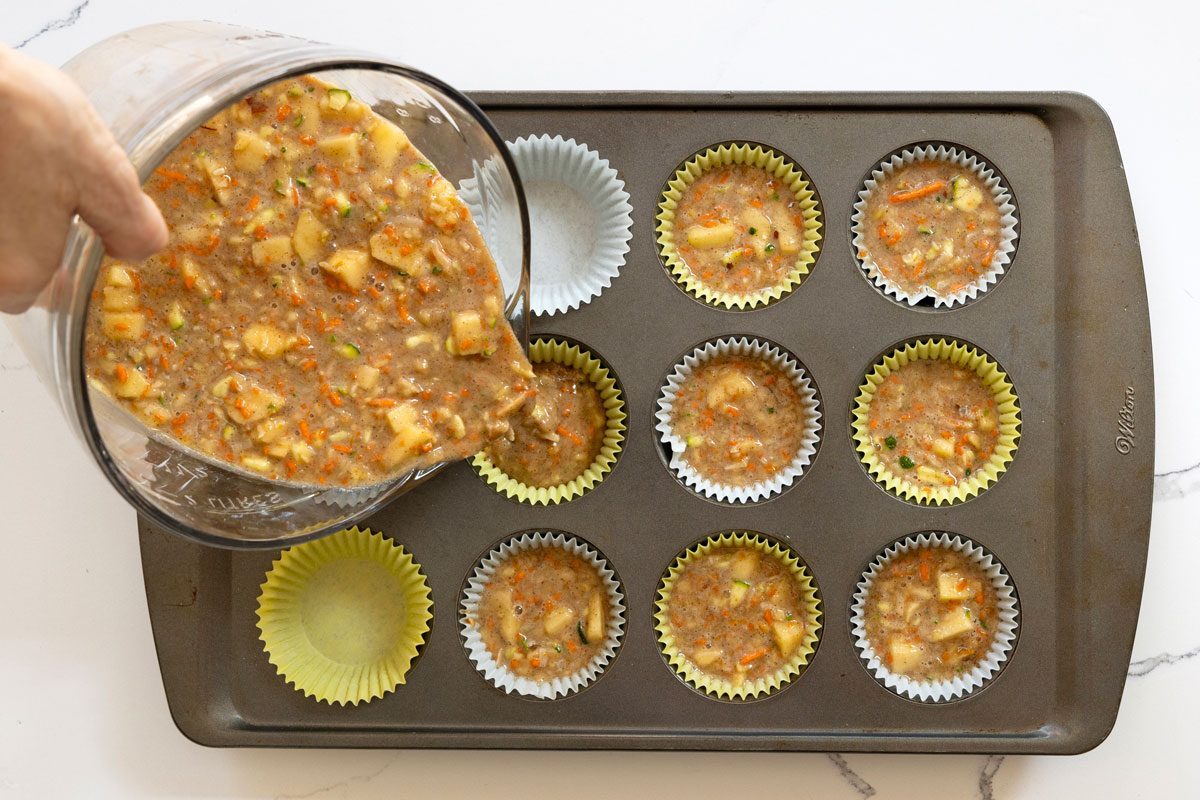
850, 531, 1020, 703
256, 526, 433, 706
656, 142, 822, 310
462, 134, 633, 315
655, 336, 821, 504
655, 531, 822, 701
851, 337, 1020, 505
459, 531, 626, 699
851, 143, 1019, 308
472, 337, 626, 505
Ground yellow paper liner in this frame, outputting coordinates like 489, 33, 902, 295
654, 532, 822, 701
255, 526, 433, 706
655, 142, 823, 310
471, 338, 626, 505
851, 338, 1021, 506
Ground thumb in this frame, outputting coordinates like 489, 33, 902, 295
73, 120, 168, 261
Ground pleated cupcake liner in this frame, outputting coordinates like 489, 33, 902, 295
255, 526, 433, 706
850, 531, 1020, 703
655, 336, 821, 503
851, 144, 1018, 308
656, 142, 822, 310
851, 337, 1021, 505
655, 531, 821, 701
459, 531, 626, 699
472, 337, 625, 505
506, 134, 633, 315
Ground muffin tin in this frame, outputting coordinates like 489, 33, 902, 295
136, 91, 1153, 753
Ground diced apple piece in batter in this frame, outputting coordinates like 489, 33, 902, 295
368, 231, 423, 272
102, 312, 145, 341
937, 571, 974, 601
113, 365, 149, 398
386, 404, 419, 434
227, 383, 285, 426
233, 129, 273, 171
585, 591, 605, 645
917, 465, 956, 486
292, 210, 328, 265
424, 176, 463, 230
101, 286, 138, 312
240, 455, 273, 473
449, 311, 490, 356
381, 406, 433, 467
291, 441, 315, 464
730, 550, 759, 581
318, 133, 360, 164
771, 620, 805, 658
320, 248, 370, 290
492, 588, 519, 644
704, 371, 755, 409
197, 155, 234, 205
740, 207, 771, 234
686, 223, 736, 249
353, 364, 380, 391
951, 178, 984, 212
252, 417, 288, 444
776, 217, 802, 254
251, 236, 294, 268
369, 119, 410, 169
930, 607, 976, 641
106, 265, 134, 288
543, 606, 575, 636
889, 638, 925, 674
242, 323, 291, 359
179, 258, 211, 296
931, 437, 956, 459
692, 649, 722, 668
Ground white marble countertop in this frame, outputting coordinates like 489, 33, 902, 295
1, 1, 1196, 797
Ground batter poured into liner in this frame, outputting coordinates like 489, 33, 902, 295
860, 160, 1003, 299
863, 546, 998, 682
475, 547, 609, 681
664, 546, 809, 688
865, 359, 999, 490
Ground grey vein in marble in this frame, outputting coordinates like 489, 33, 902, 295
1154, 460, 1200, 501
0, 340, 31, 372
827, 753, 876, 798
273, 755, 398, 799
1128, 644, 1200, 677
978, 755, 1004, 800
12, 0, 91, 50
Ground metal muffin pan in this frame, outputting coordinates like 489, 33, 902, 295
138, 91, 1153, 753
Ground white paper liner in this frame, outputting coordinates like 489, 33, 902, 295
654, 337, 822, 503
850, 532, 1020, 703
459, 531, 626, 699
851, 144, 1019, 308
497, 135, 633, 316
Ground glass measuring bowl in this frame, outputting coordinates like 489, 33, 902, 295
1, 21, 530, 549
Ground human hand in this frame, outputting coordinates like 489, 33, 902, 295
0, 46, 167, 313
